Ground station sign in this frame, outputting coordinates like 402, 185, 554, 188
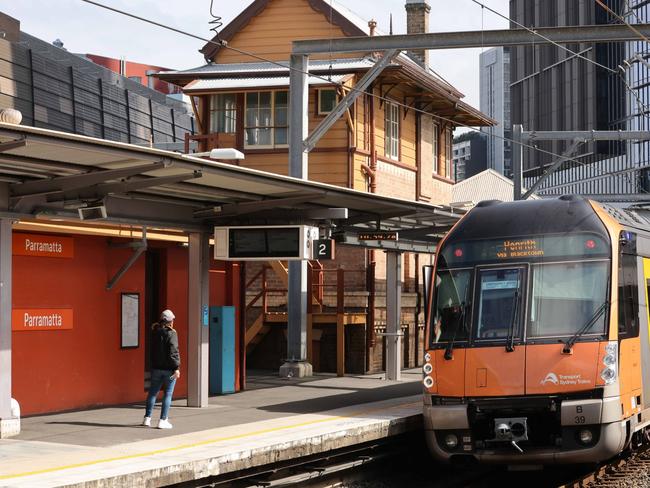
12, 309, 74, 331
358, 232, 398, 241
13, 234, 74, 258
313, 239, 335, 260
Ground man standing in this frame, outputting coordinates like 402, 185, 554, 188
142, 309, 180, 429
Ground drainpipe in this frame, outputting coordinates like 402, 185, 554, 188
360, 163, 376, 192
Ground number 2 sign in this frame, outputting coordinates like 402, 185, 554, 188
313, 239, 335, 260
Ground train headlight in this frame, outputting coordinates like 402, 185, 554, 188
423, 363, 433, 374
600, 368, 616, 383
578, 428, 594, 445
423, 376, 434, 388
600, 342, 618, 385
424, 352, 431, 362
444, 434, 458, 449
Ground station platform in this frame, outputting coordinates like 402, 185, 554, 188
0, 369, 423, 488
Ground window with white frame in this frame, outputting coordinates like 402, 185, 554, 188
245, 91, 288, 147
432, 120, 439, 174
210, 93, 237, 133
445, 128, 452, 179
318, 88, 337, 114
384, 101, 400, 160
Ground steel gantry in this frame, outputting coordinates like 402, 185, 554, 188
286, 23, 650, 380
511, 126, 650, 200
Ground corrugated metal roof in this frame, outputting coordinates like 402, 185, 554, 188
160, 58, 378, 77
451, 169, 540, 206
183, 75, 349, 92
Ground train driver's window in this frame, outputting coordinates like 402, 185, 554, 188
432, 269, 472, 344
475, 268, 522, 340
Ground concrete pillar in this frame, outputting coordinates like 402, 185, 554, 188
187, 231, 210, 407
0, 182, 17, 437
0, 218, 17, 438
282, 52, 313, 378
386, 251, 402, 381
280, 260, 312, 378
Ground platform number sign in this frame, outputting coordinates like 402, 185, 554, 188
314, 239, 335, 260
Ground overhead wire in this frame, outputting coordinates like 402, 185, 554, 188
471, 0, 650, 195
468, 0, 618, 74
592, 0, 650, 194
78, 0, 646, 197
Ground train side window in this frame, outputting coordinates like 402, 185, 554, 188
618, 253, 639, 338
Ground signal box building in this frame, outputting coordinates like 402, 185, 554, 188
158, 0, 493, 374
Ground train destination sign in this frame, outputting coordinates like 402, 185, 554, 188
441, 234, 610, 266
496, 239, 545, 259
12, 309, 74, 331
358, 232, 398, 241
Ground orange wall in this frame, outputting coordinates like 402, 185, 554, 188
10, 233, 241, 416
12, 234, 147, 415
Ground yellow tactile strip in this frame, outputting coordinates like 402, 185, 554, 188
0, 397, 421, 483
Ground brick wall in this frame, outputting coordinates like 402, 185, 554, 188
376, 160, 416, 200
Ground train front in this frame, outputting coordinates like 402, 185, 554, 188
423, 197, 630, 465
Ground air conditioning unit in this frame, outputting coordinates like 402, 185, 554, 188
78, 203, 107, 221
214, 225, 318, 261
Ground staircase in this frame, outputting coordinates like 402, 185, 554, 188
243, 262, 374, 376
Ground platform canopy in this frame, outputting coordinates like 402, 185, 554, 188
0, 122, 462, 252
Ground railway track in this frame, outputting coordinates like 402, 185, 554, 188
169, 433, 585, 488
560, 446, 650, 488
170, 432, 427, 488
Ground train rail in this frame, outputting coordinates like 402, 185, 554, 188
560, 446, 650, 488
170, 433, 422, 488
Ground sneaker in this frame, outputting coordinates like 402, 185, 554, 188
142, 416, 151, 427
157, 418, 173, 429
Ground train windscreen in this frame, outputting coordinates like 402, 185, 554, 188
528, 261, 608, 339
430, 233, 611, 347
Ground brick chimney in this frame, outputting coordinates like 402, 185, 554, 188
405, 0, 430, 68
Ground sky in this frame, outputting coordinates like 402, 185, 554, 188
2, 0, 508, 112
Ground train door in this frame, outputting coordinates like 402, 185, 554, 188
618, 252, 642, 419
640, 258, 650, 410
464, 266, 527, 396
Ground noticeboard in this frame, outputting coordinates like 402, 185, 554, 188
121, 293, 140, 349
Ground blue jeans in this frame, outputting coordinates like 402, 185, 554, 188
145, 369, 177, 420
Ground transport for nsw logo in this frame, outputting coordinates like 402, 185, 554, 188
541, 372, 559, 385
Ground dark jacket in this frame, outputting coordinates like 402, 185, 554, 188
151, 325, 180, 371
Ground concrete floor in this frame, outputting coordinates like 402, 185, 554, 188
0, 369, 423, 487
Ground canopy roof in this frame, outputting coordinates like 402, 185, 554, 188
0, 122, 463, 251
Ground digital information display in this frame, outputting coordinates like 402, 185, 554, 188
441, 234, 610, 266
228, 227, 300, 258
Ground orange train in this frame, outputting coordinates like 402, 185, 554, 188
422, 196, 650, 465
